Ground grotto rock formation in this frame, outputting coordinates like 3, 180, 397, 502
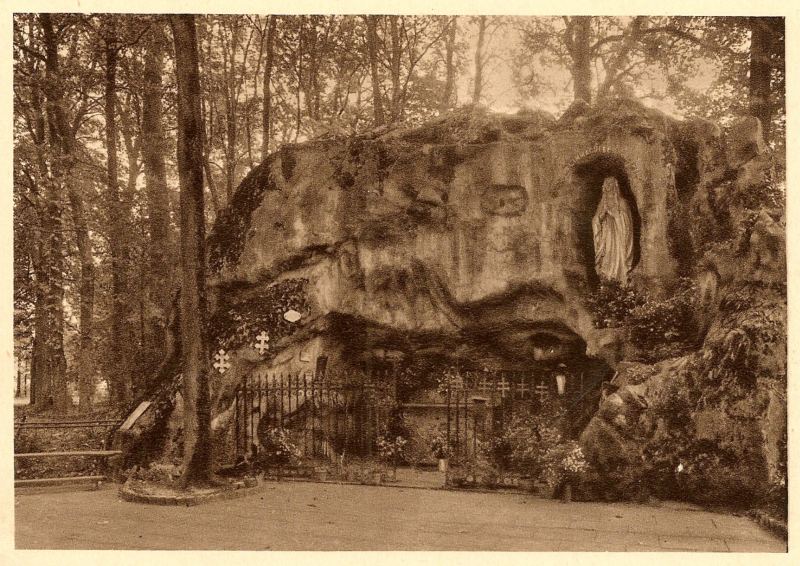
117, 99, 785, 505
579, 115, 786, 507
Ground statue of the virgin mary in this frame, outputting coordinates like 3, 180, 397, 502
592, 177, 634, 284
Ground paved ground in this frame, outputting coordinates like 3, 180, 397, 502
15, 481, 786, 551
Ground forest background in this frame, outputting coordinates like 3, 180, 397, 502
6, 4, 790, 434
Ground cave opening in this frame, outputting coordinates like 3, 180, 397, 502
572, 154, 641, 287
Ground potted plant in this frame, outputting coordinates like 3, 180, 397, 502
430, 432, 453, 473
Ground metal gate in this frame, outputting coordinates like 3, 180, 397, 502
442, 369, 594, 461
233, 370, 392, 462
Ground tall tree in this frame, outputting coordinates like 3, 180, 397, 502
261, 15, 276, 159
141, 19, 173, 371
69, 173, 96, 412
365, 15, 385, 127
170, 14, 214, 487
570, 17, 592, 103
748, 17, 783, 143
472, 16, 487, 105
440, 17, 457, 111
31, 13, 70, 412
103, 15, 134, 405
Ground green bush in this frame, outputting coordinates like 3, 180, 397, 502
627, 278, 698, 353
587, 278, 699, 360
587, 280, 643, 329
498, 399, 566, 476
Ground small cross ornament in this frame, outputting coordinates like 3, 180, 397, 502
255, 331, 270, 355
213, 349, 231, 374
535, 382, 549, 402
517, 381, 531, 398
497, 376, 511, 397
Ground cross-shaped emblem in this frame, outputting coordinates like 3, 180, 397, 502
497, 376, 511, 397
213, 349, 231, 374
535, 382, 549, 402
517, 381, 531, 398
255, 331, 270, 355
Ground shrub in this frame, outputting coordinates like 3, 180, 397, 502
588, 278, 699, 361
455, 439, 501, 488
498, 399, 566, 476
540, 440, 591, 489
376, 434, 408, 461
587, 280, 643, 329
257, 427, 301, 467
627, 278, 698, 353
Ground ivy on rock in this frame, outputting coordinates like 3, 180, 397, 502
209, 278, 309, 353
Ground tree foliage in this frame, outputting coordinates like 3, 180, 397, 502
13, 14, 784, 423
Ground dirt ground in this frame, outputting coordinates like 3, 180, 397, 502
14, 480, 786, 551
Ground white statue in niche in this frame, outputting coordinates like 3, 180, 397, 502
592, 176, 634, 283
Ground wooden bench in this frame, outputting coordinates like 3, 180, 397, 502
14, 450, 122, 489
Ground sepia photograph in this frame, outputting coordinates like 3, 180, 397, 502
9, 3, 790, 555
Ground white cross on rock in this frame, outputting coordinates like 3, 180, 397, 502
255, 331, 270, 355
497, 376, 511, 397
213, 349, 231, 374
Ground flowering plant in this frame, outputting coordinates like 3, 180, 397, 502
561, 443, 590, 474
541, 440, 590, 487
498, 399, 566, 474
430, 431, 453, 459
259, 427, 301, 466
377, 434, 408, 459
377, 433, 407, 480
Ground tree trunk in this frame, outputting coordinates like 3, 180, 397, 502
365, 15, 385, 127
571, 16, 592, 104
105, 21, 133, 406
262, 15, 276, 160
221, 22, 237, 200
441, 17, 457, 112
295, 16, 304, 142
68, 187, 95, 412
305, 19, 321, 121
749, 17, 775, 143
473, 16, 486, 105
389, 16, 402, 122
32, 13, 69, 413
170, 14, 214, 487
142, 21, 173, 377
